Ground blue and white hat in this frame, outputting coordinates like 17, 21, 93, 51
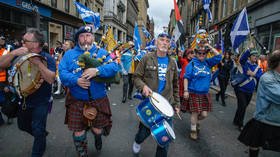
157, 32, 171, 39
74, 25, 94, 42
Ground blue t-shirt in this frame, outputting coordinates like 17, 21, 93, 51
157, 56, 169, 93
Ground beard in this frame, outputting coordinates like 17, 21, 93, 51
79, 42, 94, 51
158, 46, 168, 53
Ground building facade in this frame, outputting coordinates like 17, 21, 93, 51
135, 0, 149, 47
0, 0, 104, 51
126, 0, 138, 42
188, 0, 280, 52
104, 0, 127, 43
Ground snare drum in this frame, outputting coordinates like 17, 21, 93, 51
136, 92, 174, 128
7, 53, 47, 97
151, 119, 176, 147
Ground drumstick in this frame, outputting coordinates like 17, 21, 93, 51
148, 93, 159, 103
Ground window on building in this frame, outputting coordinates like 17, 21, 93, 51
222, 0, 227, 18
233, 0, 237, 11
65, 0, 69, 12
51, 0, 57, 8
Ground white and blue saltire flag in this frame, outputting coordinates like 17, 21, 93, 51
74, 1, 100, 31
218, 29, 225, 54
133, 22, 142, 52
230, 8, 250, 53
145, 38, 156, 51
202, 0, 212, 22
142, 27, 152, 40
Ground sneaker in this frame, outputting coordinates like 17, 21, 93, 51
54, 90, 61, 95
132, 141, 141, 154
189, 131, 198, 140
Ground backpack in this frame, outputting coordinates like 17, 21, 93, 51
1, 92, 20, 118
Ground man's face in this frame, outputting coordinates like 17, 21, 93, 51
78, 32, 94, 50
22, 33, 40, 53
156, 36, 170, 53
250, 54, 258, 63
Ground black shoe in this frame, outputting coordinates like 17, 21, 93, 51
128, 95, 132, 100
95, 135, 102, 151
216, 94, 219, 101
221, 102, 226, 106
122, 97, 126, 103
238, 126, 244, 132
0, 118, 4, 126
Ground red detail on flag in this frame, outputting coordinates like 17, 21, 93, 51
173, 0, 182, 21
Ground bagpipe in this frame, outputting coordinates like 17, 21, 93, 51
77, 42, 135, 83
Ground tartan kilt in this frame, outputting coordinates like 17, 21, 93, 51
181, 93, 212, 113
65, 94, 112, 136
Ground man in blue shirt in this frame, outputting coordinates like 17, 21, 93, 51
59, 25, 119, 156
133, 32, 180, 157
0, 28, 56, 157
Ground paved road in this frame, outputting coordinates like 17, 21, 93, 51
0, 83, 279, 157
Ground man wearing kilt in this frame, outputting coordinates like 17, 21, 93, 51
132, 32, 180, 157
59, 26, 119, 157
183, 42, 222, 140
238, 50, 280, 157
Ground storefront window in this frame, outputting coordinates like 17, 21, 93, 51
0, 6, 11, 21
51, 0, 57, 8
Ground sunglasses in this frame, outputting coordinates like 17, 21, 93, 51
22, 39, 38, 44
197, 52, 206, 55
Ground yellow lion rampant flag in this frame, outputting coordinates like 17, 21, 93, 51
102, 26, 117, 52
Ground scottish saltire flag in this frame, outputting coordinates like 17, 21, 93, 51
145, 39, 156, 51
173, 0, 184, 42
133, 22, 142, 52
218, 29, 225, 54
74, 1, 100, 30
230, 8, 250, 53
202, 0, 213, 22
142, 27, 152, 40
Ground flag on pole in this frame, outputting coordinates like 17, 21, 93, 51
103, 27, 117, 52
133, 22, 142, 52
218, 29, 225, 54
173, 0, 184, 42
74, 1, 100, 31
230, 8, 250, 53
142, 27, 152, 40
202, 0, 213, 22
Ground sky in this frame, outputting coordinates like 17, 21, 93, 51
148, 0, 173, 36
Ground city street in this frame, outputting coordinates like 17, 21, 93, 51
0, 83, 279, 157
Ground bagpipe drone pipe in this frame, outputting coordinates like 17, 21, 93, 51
77, 42, 135, 83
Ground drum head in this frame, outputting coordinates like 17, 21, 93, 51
150, 92, 174, 117
163, 120, 176, 140
10, 53, 47, 96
